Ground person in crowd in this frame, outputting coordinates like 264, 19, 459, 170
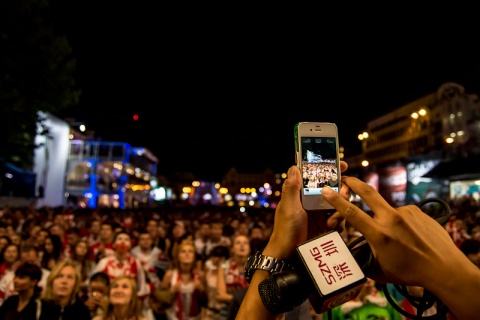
63, 226, 82, 259
156, 223, 168, 253
145, 219, 161, 248
232, 221, 249, 240
248, 223, 264, 242
236, 164, 480, 320
35, 229, 49, 254
22, 224, 42, 249
203, 245, 230, 320
40, 234, 64, 271
445, 215, 471, 248
0, 244, 20, 280
40, 259, 90, 319
92, 275, 148, 320
71, 239, 96, 287
160, 240, 206, 320
130, 229, 162, 291
164, 220, 187, 264
194, 220, 211, 264
0, 244, 50, 305
85, 219, 102, 247
0, 235, 11, 254
90, 222, 115, 263
48, 223, 68, 251
216, 234, 250, 317
9, 233, 22, 247
146, 286, 173, 320
330, 277, 402, 319
205, 219, 231, 258
83, 271, 110, 318
91, 230, 150, 301
0, 262, 46, 319
0, 224, 7, 238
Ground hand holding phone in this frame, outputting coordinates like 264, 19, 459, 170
294, 122, 341, 211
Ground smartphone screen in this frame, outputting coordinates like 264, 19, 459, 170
300, 136, 340, 194
295, 122, 340, 211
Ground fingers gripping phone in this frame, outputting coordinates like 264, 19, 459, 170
294, 122, 341, 211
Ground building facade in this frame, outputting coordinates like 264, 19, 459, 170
345, 82, 480, 207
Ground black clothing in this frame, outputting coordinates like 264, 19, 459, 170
152, 311, 168, 320
47, 298, 91, 320
0, 295, 57, 320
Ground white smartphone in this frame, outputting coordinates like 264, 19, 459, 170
294, 122, 341, 211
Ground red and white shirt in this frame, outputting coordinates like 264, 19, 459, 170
91, 253, 150, 299
224, 259, 248, 294
89, 242, 114, 261
130, 245, 162, 290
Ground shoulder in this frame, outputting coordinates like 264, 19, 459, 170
0, 294, 18, 307
92, 316, 103, 320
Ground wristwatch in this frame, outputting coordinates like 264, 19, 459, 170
244, 251, 291, 283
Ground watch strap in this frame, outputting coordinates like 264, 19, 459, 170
244, 251, 291, 283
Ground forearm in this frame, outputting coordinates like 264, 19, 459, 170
236, 268, 275, 320
426, 256, 480, 320
236, 244, 290, 320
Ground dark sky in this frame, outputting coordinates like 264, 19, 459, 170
49, 5, 480, 181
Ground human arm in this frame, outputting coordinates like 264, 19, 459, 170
160, 269, 173, 290
235, 163, 349, 320
321, 175, 480, 320
216, 261, 233, 303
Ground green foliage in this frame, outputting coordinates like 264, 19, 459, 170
0, 0, 80, 170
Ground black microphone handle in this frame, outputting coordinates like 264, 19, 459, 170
258, 242, 373, 314
258, 270, 312, 314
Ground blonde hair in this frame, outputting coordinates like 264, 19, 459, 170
102, 275, 144, 319
41, 259, 82, 303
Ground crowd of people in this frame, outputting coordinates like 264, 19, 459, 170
0, 168, 479, 319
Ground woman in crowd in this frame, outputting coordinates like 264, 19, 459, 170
92, 275, 147, 320
164, 220, 187, 265
71, 239, 96, 287
40, 259, 90, 319
160, 240, 206, 320
0, 243, 20, 280
40, 234, 64, 271
216, 234, 250, 317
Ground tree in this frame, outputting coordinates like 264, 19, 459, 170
0, 0, 80, 170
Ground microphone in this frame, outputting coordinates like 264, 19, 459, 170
258, 231, 373, 314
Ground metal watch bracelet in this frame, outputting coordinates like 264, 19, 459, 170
244, 251, 292, 283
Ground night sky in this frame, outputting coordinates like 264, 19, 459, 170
49, 4, 480, 181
